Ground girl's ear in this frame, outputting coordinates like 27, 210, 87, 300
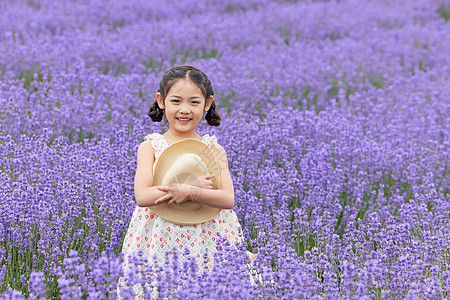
156, 92, 165, 109
205, 95, 214, 112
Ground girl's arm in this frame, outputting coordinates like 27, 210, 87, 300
134, 140, 166, 207
187, 187, 234, 209
154, 143, 236, 209
191, 143, 235, 209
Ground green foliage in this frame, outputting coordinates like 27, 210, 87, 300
180, 49, 219, 64
280, 27, 290, 45
328, 32, 342, 41
328, 78, 339, 97
362, 73, 384, 89
293, 234, 317, 257
418, 60, 426, 72
99, 62, 128, 76
142, 57, 159, 73
438, 4, 450, 21
115, 64, 127, 76
216, 90, 234, 116
0, 67, 5, 82
26, 0, 41, 10
52, 127, 97, 145
294, 84, 321, 113
113, 19, 125, 30
18, 64, 43, 90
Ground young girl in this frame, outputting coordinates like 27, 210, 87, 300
117, 66, 256, 298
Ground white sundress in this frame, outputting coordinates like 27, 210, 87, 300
117, 133, 257, 299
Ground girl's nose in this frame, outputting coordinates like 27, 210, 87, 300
179, 104, 191, 114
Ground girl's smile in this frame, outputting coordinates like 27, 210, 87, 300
177, 118, 191, 124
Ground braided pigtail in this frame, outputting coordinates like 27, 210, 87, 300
147, 98, 168, 126
148, 100, 163, 122
205, 100, 221, 126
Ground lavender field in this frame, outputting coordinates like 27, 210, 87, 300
1, 0, 449, 298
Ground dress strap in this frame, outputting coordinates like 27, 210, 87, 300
202, 134, 218, 148
145, 132, 217, 152
144, 133, 165, 159
144, 133, 152, 142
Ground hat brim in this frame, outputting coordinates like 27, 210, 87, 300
151, 138, 221, 225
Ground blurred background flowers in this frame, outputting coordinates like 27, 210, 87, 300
0, 0, 449, 298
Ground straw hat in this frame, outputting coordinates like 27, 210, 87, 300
151, 138, 221, 225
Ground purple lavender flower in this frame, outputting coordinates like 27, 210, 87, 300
1, 0, 450, 298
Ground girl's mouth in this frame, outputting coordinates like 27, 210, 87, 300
176, 118, 191, 124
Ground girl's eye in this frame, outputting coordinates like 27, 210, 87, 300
171, 100, 199, 104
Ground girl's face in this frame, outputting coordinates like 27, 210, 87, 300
156, 79, 213, 134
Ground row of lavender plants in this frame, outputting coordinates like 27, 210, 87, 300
1, 0, 449, 298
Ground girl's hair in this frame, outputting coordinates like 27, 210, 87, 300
148, 65, 221, 126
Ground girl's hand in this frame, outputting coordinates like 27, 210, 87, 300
186, 174, 215, 190
154, 183, 191, 205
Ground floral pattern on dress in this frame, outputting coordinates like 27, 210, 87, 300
117, 133, 256, 299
